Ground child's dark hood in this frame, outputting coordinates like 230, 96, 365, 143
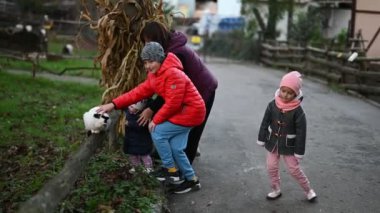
166, 31, 187, 52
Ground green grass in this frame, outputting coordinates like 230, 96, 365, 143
0, 71, 163, 212
60, 151, 162, 212
0, 37, 102, 79
48, 37, 98, 57
0, 57, 101, 79
0, 72, 102, 146
40, 58, 101, 78
0, 71, 103, 212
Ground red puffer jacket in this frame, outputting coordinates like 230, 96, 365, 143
112, 53, 206, 127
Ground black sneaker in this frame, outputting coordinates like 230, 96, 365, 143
172, 179, 201, 194
151, 167, 169, 181
169, 175, 185, 185
152, 167, 182, 184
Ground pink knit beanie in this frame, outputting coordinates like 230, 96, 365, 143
280, 71, 302, 95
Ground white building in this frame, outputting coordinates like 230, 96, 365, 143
247, 0, 352, 41
351, 0, 380, 57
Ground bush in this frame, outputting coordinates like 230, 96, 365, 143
203, 30, 260, 61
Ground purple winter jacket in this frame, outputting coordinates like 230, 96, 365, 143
166, 31, 218, 101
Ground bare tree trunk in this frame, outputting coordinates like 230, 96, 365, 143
253, 8, 266, 33
287, 0, 294, 40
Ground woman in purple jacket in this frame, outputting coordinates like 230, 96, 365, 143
138, 21, 218, 164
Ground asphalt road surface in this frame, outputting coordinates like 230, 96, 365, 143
167, 58, 380, 213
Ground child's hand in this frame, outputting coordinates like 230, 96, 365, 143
138, 108, 154, 126
148, 121, 156, 132
128, 106, 139, 114
96, 103, 115, 114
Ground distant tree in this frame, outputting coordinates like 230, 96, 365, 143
288, 8, 323, 46
240, 3, 259, 38
286, 0, 294, 38
265, 0, 284, 39
334, 28, 348, 50
241, 0, 295, 40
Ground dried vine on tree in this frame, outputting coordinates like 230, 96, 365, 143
80, 0, 172, 133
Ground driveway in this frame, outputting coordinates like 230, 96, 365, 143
168, 58, 380, 213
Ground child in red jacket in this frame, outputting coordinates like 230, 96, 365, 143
97, 42, 205, 194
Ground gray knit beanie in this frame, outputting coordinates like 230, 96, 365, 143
141, 42, 165, 63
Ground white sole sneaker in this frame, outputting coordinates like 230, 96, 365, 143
266, 189, 282, 200
307, 189, 317, 202
173, 181, 201, 194
168, 177, 185, 185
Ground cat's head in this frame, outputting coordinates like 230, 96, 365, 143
83, 106, 111, 133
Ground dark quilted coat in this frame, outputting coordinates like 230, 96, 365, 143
123, 110, 153, 155
258, 100, 307, 156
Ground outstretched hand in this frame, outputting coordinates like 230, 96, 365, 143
137, 108, 154, 126
96, 103, 115, 114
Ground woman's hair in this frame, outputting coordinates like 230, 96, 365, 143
141, 21, 170, 50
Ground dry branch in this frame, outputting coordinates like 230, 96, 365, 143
80, 0, 171, 136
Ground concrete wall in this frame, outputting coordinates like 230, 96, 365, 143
246, 2, 351, 41
323, 9, 351, 38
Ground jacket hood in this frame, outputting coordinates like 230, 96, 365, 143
157, 52, 183, 75
167, 31, 187, 52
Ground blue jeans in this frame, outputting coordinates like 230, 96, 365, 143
151, 121, 195, 180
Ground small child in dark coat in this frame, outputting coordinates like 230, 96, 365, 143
257, 71, 317, 202
124, 100, 153, 173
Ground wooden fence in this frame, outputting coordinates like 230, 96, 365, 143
260, 41, 380, 102
0, 51, 40, 77
0, 51, 97, 77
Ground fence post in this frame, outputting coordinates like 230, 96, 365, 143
107, 110, 121, 151
304, 46, 310, 76
256, 31, 263, 63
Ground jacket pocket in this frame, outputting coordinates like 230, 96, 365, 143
285, 134, 296, 147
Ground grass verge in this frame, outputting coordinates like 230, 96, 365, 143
0, 37, 101, 79
0, 71, 163, 212
59, 150, 162, 212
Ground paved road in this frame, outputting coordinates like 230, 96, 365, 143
168, 59, 380, 213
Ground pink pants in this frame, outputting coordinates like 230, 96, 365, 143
129, 154, 153, 169
266, 150, 311, 193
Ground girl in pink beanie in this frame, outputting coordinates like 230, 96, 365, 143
257, 71, 317, 202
